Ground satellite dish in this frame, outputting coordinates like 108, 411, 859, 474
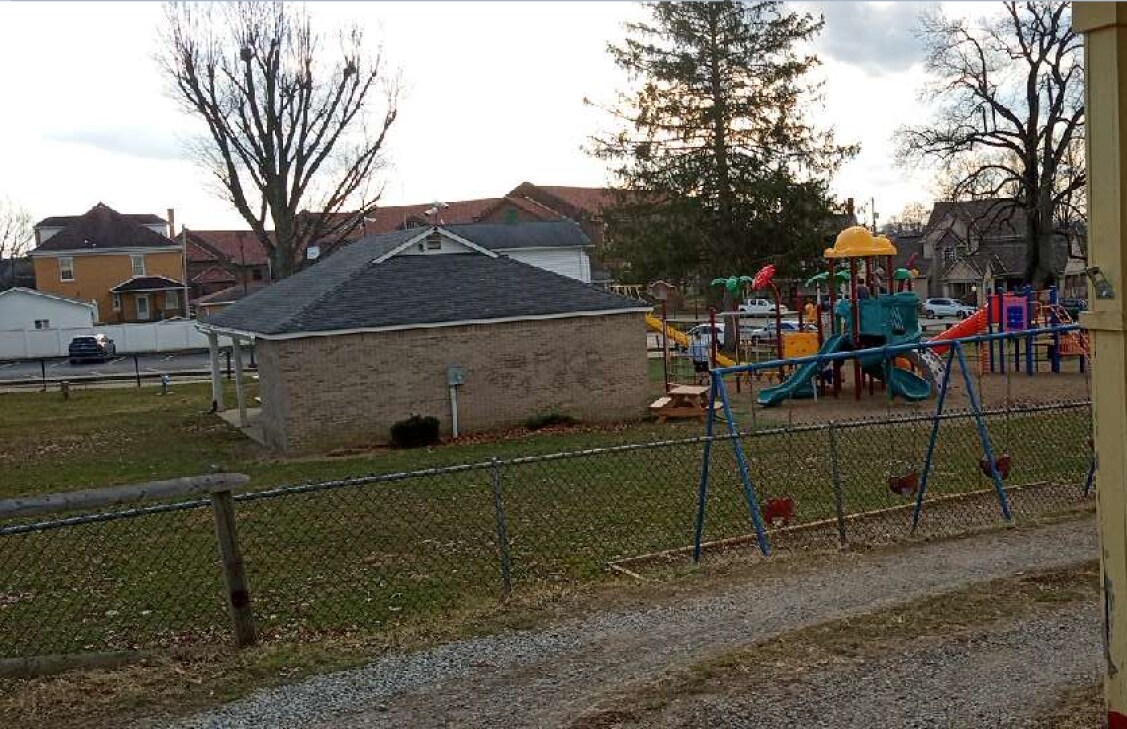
306, 245, 321, 261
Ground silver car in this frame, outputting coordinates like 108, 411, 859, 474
922, 297, 977, 319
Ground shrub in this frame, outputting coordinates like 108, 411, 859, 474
524, 412, 577, 431
390, 414, 440, 448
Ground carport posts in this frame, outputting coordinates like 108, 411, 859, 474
232, 337, 248, 427
207, 332, 225, 413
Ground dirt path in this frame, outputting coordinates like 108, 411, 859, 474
170, 517, 1098, 729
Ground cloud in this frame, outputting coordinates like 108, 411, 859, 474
46, 126, 188, 162
805, 1, 935, 75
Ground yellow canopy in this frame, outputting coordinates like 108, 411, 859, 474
823, 225, 897, 259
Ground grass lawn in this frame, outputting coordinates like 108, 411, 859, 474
0, 379, 1093, 660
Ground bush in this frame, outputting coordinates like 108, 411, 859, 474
524, 412, 577, 431
389, 414, 440, 448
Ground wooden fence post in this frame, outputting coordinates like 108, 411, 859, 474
209, 487, 257, 647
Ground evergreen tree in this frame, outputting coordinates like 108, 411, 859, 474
589, 1, 856, 290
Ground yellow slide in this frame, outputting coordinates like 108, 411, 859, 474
645, 313, 736, 367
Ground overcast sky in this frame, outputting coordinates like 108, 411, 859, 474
0, 1, 994, 231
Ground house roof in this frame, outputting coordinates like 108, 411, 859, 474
925, 198, 1026, 239
191, 265, 237, 285
204, 229, 646, 338
185, 230, 270, 266
32, 203, 179, 253
111, 275, 185, 293
442, 220, 591, 250
355, 198, 501, 236
196, 282, 269, 306
509, 183, 617, 217
0, 286, 96, 310
35, 209, 166, 228
186, 238, 219, 263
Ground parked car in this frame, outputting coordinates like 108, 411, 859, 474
68, 334, 116, 364
921, 298, 977, 319
1060, 297, 1088, 321
739, 298, 789, 316
746, 321, 817, 344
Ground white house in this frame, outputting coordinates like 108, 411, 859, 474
354, 221, 595, 283
0, 287, 96, 331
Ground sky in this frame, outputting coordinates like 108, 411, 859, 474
0, 1, 995, 231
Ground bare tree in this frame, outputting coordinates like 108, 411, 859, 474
897, 1, 1083, 285
0, 198, 32, 260
160, 2, 399, 279
883, 202, 930, 235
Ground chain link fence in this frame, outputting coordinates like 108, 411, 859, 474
0, 399, 1094, 661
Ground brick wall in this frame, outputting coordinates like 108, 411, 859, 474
33, 250, 184, 323
256, 313, 648, 452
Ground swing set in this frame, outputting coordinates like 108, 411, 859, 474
691, 323, 1084, 561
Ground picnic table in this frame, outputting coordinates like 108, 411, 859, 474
649, 384, 723, 423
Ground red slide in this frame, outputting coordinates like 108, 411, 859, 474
928, 308, 988, 355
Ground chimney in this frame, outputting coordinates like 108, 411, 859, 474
167, 208, 176, 239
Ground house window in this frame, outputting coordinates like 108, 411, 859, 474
131, 254, 146, 277
135, 294, 151, 320
112, 294, 121, 311
59, 256, 74, 281
33, 319, 50, 330
164, 289, 180, 310
944, 247, 959, 262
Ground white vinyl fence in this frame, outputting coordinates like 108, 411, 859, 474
0, 320, 234, 360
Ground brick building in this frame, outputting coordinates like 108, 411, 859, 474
29, 203, 187, 323
200, 223, 650, 452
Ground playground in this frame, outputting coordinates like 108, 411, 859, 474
647, 225, 1091, 429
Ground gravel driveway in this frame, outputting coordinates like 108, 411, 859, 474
647, 604, 1101, 728
165, 517, 1098, 729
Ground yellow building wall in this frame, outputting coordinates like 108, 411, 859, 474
33, 250, 184, 323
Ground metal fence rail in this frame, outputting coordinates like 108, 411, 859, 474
0, 400, 1094, 661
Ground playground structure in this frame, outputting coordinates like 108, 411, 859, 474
691, 322, 1087, 560
757, 227, 932, 407
684, 225, 1094, 561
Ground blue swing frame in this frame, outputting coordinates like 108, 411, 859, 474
692, 324, 1080, 561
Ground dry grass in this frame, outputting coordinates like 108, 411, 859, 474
571, 560, 1101, 728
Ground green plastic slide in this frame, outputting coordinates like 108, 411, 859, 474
757, 334, 847, 407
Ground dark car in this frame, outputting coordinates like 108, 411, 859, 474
68, 334, 116, 364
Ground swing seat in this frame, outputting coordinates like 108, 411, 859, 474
979, 453, 1013, 480
888, 471, 919, 497
762, 497, 795, 527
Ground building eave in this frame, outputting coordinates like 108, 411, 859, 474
198, 306, 652, 342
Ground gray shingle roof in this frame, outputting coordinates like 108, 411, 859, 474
442, 220, 591, 250
111, 275, 185, 293
206, 232, 645, 337
33, 204, 178, 252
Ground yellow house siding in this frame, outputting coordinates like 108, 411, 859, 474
32, 250, 184, 323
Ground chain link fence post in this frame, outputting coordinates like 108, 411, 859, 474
209, 487, 257, 647
489, 457, 513, 597
828, 420, 847, 548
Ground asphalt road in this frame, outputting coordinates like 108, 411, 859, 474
0, 351, 220, 382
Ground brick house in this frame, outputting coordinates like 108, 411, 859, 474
199, 223, 650, 452
184, 229, 271, 302
29, 203, 187, 323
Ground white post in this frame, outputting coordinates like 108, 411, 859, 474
207, 332, 225, 413
449, 384, 459, 438
232, 337, 247, 427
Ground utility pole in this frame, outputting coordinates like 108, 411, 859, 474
1074, 5, 1127, 726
